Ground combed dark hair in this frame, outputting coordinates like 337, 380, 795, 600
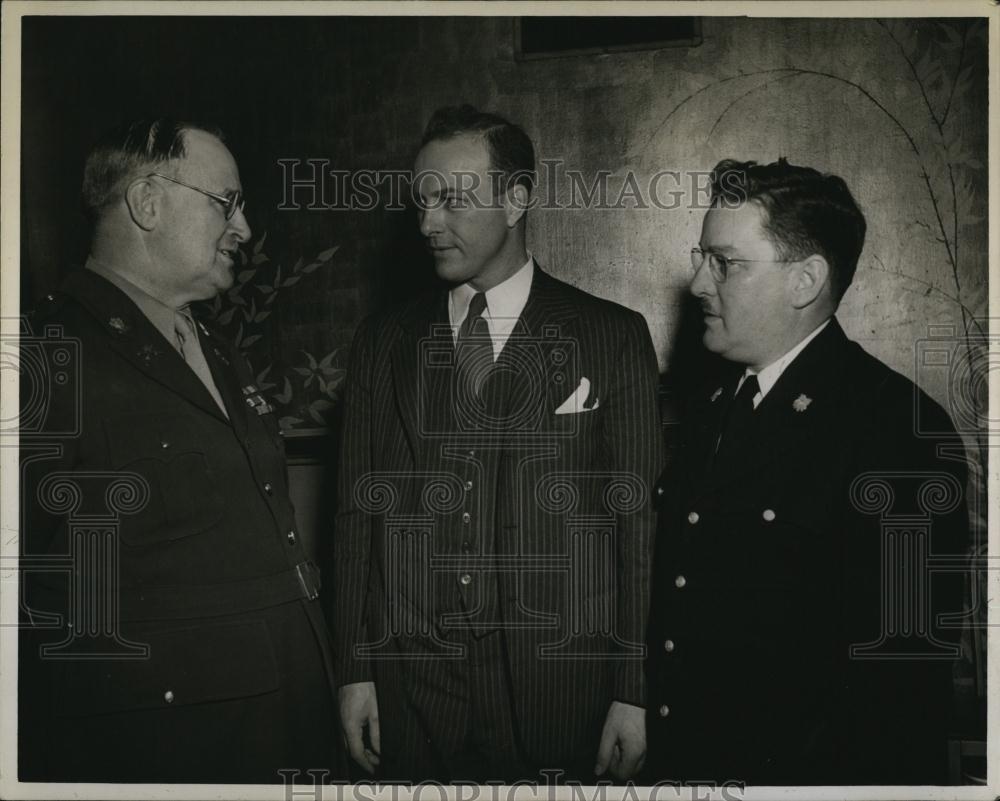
421, 104, 536, 195
82, 117, 225, 220
709, 157, 867, 303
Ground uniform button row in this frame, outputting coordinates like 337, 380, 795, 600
462, 512, 471, 524
656, 486, 664, 497
164, 690, 175, 704
263, 482, 273, 495
464, 480, 473, 491
459, 573, 472, 586
674, 575, 687, 589
687, 511, 699, 525
663, 639, 675, 653
658, 704, 670, 717
287, 530, 297, 545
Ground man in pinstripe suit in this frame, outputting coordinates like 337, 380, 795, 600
333, 106, 663, 782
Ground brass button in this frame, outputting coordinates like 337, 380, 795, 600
164, 690, 175, 704
658, 704, 670, 717
656, 486, 664, 497
263, 482, 273, 494
674, 575, 687, 589
468, 450, 476, 457
287, 530, 297, 545
687, 511, 699, 525
459, 573, 472, 586
762, 509, 776, 522
462, 512, 471, 524
465, 481, 473, 491
160, 441, 170, 449
664, 639, 675, 653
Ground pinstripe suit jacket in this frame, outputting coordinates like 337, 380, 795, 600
333, 265, 663, 768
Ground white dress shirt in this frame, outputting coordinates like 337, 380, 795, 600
448, 255, 534, 361
736, 319, 831, 408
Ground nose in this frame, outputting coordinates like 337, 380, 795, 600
228, 206, 252, 244
419, 204, 443, 238
690, 257, 716, 299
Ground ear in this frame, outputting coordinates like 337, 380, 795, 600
124, 177, 160, 231
504, 183, 530, 228
789, 254, 829, 310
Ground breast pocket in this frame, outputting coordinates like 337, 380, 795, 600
103, 412, 224, 546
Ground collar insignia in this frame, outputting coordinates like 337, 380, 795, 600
109, 316, 128, 334
138, 344, 161, 365
793, 393, 813, 412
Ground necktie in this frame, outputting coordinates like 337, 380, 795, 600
174, 310, 229, 418
715, 373, 760, 458
455, 292, 493, 426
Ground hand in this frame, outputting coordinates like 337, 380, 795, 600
338, 681, 381, 773
594, 701, 646, 780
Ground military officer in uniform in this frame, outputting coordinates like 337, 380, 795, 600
646, 158, 968, 785
19, 118, 342, 783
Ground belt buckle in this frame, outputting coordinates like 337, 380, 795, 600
294, 561, 321, 601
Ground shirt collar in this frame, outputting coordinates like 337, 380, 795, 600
449, 254, 534, 332
86, 257, 186, 350
740, 319, 831, 403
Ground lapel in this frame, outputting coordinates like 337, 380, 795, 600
196, 320, 250, 439
692, 319, 849, 502
391, 292, 449, 462
61, 269, 231, 424
498, 264, 580, 428
686, 365, 743, 490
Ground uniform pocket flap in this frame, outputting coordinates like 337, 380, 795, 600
52, 619, 280, 718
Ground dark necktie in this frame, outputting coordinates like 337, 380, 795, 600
715, 373, 760, 457
455, 292, 493, 426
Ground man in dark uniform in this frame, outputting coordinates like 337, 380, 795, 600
19, 118, 341, 783
645, 158, 969, 785
334, 106, 663, 782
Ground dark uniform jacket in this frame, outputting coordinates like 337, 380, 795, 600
19, 268, 341, 783
646, 318, 969, 785
333, 266, 664, 775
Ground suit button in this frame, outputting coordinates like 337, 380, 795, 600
164, 690, 175, 704
687, 511, 699, 525
674, 575, 687, 588
462, 512, 471, 524
664, 639, 675, 652
465, 481, 473, 491
762, 508, 776, 522
287, 530, 297, 545
459, 573, 472, 586
263, 482, 273, 495
658, 704, 670, 717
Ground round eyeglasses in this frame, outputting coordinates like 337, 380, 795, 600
690, 247, 799, 283
148, 172, 245, 220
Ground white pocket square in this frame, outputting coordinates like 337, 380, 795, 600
555, 377, 599, 415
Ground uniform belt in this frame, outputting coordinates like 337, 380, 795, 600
116, 561, 322, 622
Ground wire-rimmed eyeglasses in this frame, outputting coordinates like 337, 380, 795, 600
148, 172, 245, 220
691, 246, 799, 283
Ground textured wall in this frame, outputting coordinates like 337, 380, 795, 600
21, 16, 988, 422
